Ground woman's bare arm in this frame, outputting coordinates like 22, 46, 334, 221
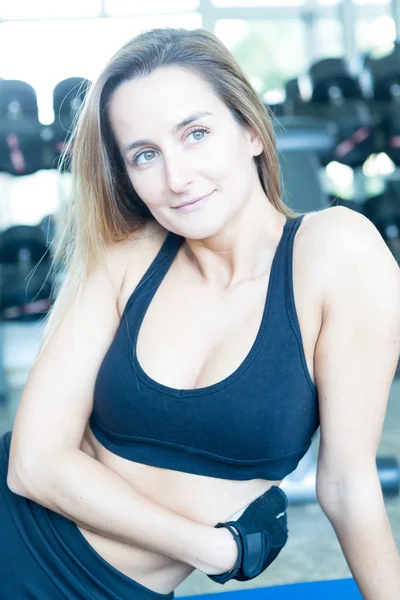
6, 236, 237, 575
9, 438, 236, 574
313, 207, 400, 599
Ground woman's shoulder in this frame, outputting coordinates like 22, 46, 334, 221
108, 220, 168, 270
297, 205, 397, 307
110, 220, 169, 316
298, 205, 384, 261
292, 206, 383, 303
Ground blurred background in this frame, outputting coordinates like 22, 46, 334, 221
0, 0, 399, 596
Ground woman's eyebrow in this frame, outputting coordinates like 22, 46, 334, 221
172, 111, 213, 134
120, 111, 213, 154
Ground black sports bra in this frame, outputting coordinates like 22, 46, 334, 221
89, 216, 319, 480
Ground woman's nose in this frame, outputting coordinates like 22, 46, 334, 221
164, 153, 194, 194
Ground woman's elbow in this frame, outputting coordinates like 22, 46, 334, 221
7, 459, 31, 497
316, 467, 383, 520
7, 450, 56, 502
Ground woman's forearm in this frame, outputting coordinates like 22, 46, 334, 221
8, 447, 237, 574
325, 486, 400, 599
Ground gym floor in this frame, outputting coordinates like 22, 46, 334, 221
0, 321, 399, 596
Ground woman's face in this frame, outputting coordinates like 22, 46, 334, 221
108, 66, 263, 238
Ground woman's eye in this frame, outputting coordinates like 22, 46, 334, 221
132, 128, 209, 165
134, 150, 156, 165
187, 127, 209, 143
191, 130, 205, 141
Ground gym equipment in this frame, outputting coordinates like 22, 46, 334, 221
364, 43, 400, 103
0, 79, 39, 120
0, 79, 44, 175
0, 225, 52, 322
292, 98, 375, 169
364, 176, 400, 264
0, 225, 50, 265
283, 78, 301, 115
275, 115, 337, 211
0, 266, 52, 321
53, 77, 90, 131
51, 77, 91, 170
275, 114, 337, 164
285, 57, 375, 169
309, 58, 364, 104
0, 76, 91, 174
363, 43, 400, 165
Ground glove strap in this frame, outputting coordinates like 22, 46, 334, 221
218, 521, 270, 579
207, 522, 243, 584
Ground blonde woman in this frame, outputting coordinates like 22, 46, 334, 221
1, 28, 400, 600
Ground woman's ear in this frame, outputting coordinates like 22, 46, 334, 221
243, 125, 263, 157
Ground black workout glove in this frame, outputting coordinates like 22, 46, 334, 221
207, 485, 288, 584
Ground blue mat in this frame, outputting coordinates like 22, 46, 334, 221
181, 578, 362, 599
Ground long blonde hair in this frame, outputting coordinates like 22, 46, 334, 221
38, 27, 301, 358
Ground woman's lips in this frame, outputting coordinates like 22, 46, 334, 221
173, 191, 214, 213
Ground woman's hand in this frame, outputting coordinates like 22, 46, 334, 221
193, 525, 239, 575
207, 486, 289, 584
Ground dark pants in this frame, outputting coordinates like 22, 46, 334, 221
0, 431, 175, 600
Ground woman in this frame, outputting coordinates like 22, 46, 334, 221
1, 27, 400, 599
